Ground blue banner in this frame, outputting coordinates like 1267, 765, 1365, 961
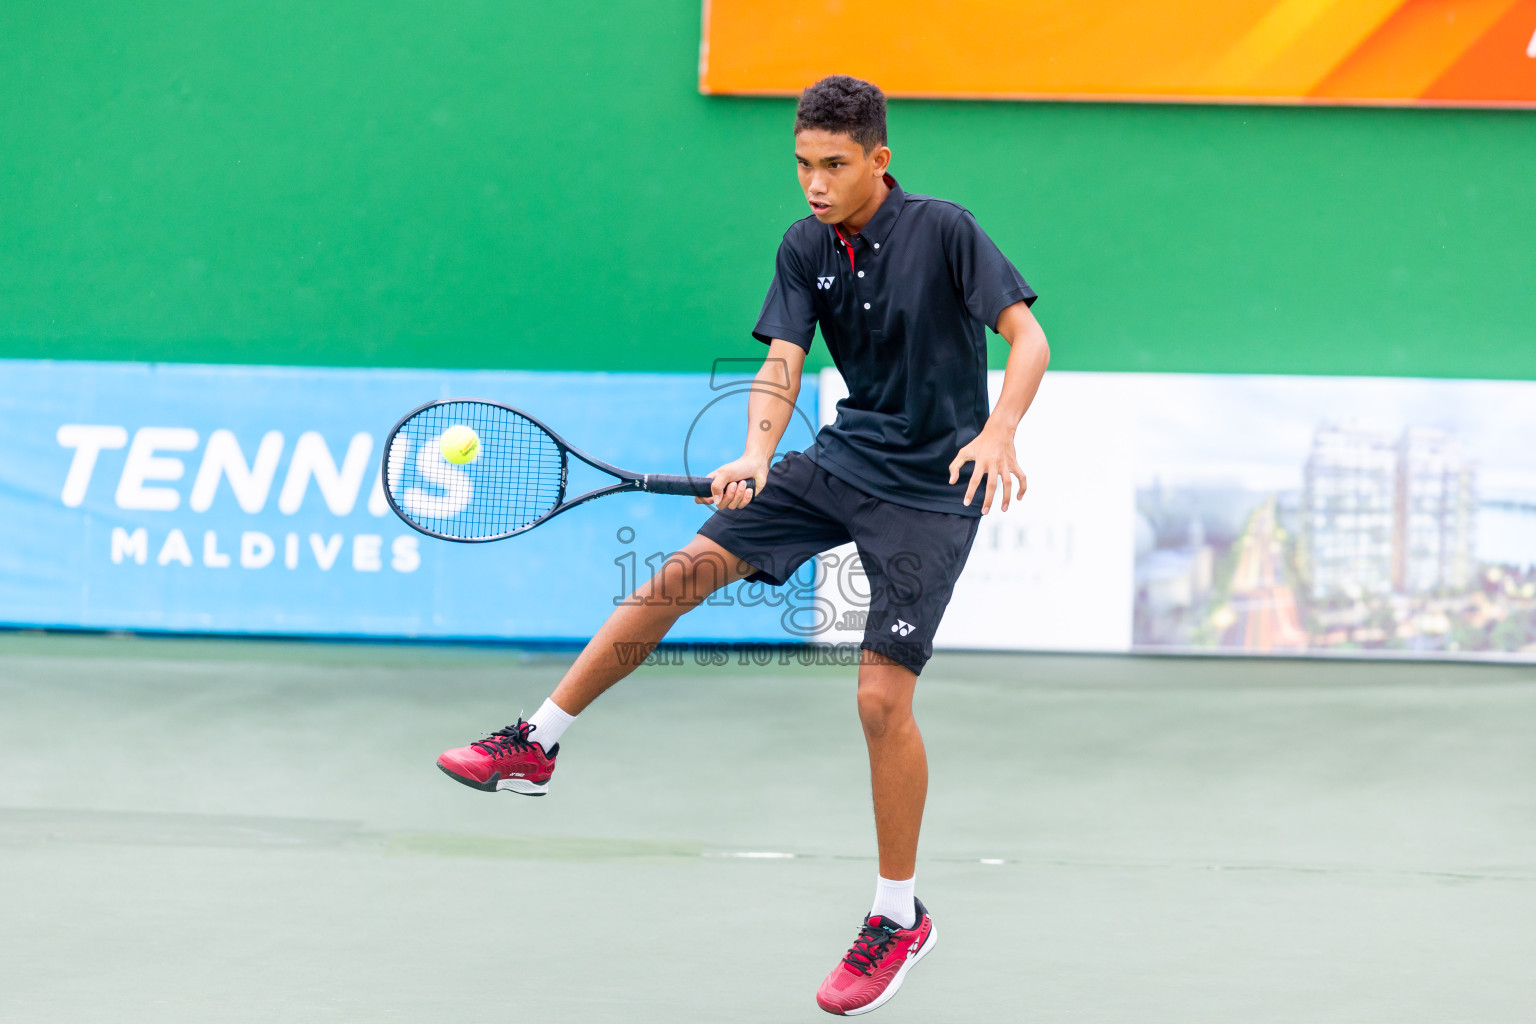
0, 360, 819, 641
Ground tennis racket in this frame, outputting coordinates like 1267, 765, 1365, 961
383, 398, 753, 542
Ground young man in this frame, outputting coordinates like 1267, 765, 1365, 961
436, 75, 1049, 1016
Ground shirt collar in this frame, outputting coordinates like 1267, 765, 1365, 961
834, 173, 905, 249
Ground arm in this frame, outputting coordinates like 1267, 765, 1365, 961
946, 300, 1050, 513
697, 338, 807, 509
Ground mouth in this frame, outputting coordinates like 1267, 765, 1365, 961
808, 199, 832, 216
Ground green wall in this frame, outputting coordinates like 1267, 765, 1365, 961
2, 1, 1533, 378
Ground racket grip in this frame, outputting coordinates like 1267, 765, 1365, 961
642, 474, 755, 498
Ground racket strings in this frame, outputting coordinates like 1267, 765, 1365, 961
386, 401, 563, 540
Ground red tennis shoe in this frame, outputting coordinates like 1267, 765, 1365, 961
816, 898, 937, 1016
436, 719, 558, 795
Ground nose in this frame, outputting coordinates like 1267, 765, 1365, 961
807, 171, 829, 197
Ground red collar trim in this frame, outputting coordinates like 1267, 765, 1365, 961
831, 174, 898, 274
834, 224, 856, 274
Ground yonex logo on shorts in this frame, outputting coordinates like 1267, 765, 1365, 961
816, 276, 835, 290
891, 619, 916, 636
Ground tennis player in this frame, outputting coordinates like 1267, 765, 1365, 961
436, 75, 1049, 1015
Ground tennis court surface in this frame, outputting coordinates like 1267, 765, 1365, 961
2, 632, 1533, 1023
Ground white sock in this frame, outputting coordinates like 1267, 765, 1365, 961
870, 874, 917, 929
526, 698, 576, 751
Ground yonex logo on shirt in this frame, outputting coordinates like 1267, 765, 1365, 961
816, 276, 835, 290
891, 619, 916, 636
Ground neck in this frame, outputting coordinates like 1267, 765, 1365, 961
839, 175, 890, 234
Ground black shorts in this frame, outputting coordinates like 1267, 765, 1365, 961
697, 452, 979, 674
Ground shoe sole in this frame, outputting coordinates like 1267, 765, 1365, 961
437, 763, 549, 796
831, 920, 938, 1017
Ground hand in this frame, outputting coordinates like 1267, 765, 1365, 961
696, 453, 768, 510
947, 422, 1027, 514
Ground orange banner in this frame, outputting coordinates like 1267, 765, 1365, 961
700, 0, 1536, 107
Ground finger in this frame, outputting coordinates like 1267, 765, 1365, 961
1016, 470, 1027, 499
981, 466, 1000, 514
948, 452, 967, 485
711, 471, 727, 504
1002, 461, 1025, 511
963, 464, 983, 507
999, 469, 1013, 513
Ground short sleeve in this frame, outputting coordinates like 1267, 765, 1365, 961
751, 234, 818, 351
945, 210, 1036, 333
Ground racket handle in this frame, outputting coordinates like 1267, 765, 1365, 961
642, 474, 756, 498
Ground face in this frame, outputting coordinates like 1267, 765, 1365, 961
795, 128, 891, 225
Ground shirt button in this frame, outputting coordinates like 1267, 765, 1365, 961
863, 302, 871, 310
857, 271, 865, 277
873, 242, 880, 249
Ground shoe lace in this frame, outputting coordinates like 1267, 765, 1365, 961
471, 719, 537, 757
841, 921, 898, 976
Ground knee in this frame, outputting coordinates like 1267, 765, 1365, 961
856, 683, 912, 738
648, 552, 728, 608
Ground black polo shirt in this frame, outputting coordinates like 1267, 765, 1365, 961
753, 175, 1036, 516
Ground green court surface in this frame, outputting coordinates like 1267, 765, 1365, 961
2, 633, 1533, 1023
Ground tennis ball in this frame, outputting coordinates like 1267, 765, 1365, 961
439, 424, 480, 465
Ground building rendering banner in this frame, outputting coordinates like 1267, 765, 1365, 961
701, 0, 1536, 107
816, 369, 1536, 662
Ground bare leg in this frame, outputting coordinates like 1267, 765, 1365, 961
548, 534, 755, 715
856, 654, 927, 880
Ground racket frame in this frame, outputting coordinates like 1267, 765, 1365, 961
382, 397, 724, 543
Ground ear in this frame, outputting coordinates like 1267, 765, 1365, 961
870, 145, 892, 175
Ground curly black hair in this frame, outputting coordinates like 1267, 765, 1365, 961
794, 75, 887, 152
